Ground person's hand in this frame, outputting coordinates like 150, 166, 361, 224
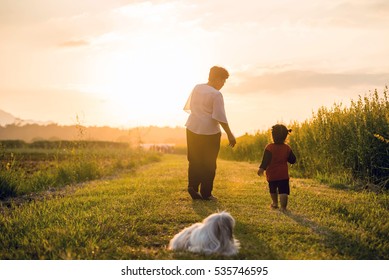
257, 168, 264, 176
228, 134, 236, 148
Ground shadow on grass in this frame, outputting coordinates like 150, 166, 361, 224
191, 200, 222, 218
234, 221, 281, 259
329, 183, 351, 191
284, 212, 385, 259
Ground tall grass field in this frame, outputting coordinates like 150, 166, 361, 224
0, 140, 160, 199
220, 88, 389, 189
0, 154, 388, 259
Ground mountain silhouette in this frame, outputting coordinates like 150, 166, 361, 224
0, 109, 186, 145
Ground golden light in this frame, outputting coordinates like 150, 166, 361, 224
85, 38, 208, 127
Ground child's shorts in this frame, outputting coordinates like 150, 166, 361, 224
268, 179, 290, 195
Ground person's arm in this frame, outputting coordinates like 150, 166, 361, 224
219, 121, 236, 147
258, 149, 272, 176
257, 168, 265, 176
288, 150, 296, 164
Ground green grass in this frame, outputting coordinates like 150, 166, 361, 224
0, 145, 160, 199
0, 154, 388, 259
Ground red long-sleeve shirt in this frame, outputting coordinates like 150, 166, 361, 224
259, 143, 296, 182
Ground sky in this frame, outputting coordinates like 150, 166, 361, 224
1, 0, 389, 136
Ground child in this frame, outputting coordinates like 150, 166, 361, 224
257, 124, 296, 212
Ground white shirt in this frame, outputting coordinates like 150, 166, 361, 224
183, 84, 228, 135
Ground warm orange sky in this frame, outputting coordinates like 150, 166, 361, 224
1, 0, 389, 136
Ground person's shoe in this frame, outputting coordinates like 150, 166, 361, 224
270, 203, 279, 209
203, 195, 218, 201
188, 188, 202, 200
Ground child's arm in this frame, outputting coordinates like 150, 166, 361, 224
258, 150, 272, 176
288, 150, 296, 164
257, 168, 265, 176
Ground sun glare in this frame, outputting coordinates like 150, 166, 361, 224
87, 42, 205, 127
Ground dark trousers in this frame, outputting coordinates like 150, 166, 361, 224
186, 129, 221, 198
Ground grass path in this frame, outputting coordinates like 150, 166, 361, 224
0, 154, 388, 259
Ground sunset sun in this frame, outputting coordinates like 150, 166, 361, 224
88, 44, 206, 127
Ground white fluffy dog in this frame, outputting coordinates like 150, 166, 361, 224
168, 211, 240, 256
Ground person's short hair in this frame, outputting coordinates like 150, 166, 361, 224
209, 66, 229, 81
272, 124, 292, 144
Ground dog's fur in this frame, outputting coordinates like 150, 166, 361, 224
168, 211, 240, 256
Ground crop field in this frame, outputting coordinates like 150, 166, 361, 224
0, 140, 160, 199
220, 88, 389, 190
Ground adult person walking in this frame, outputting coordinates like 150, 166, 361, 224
183, 66, 236, 201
